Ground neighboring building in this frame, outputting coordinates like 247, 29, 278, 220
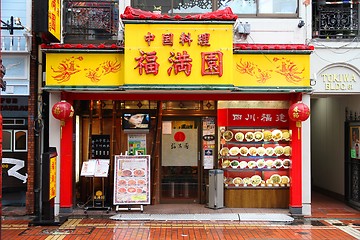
34, 0, 313, 217
310, 0, 360, 210
1, 0, 35, 214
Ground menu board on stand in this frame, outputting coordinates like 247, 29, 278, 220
80, 159, 111, 213
113, 155, 151, 212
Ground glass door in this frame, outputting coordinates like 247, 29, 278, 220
160, 118, 200, 203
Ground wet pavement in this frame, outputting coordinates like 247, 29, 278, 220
2, 191, 360, 239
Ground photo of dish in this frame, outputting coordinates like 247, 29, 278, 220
283, 159, 291, 168
239, 161, 248, 169
280, 176, 290, 184
254, 131, 264, 141
272, 130, 283, 141
265, 160, 274, 168
245, 132, 254, 141
134, 169, 145, 177
282, 130, 291, 141
221, 159, 231, 168
257, 147, 266, 156
251, 175, 262, 186
137, 179, 146, 185
121, 169, 132, 177
273, 159, 283, 169
229, 147, 240, 156
256, 159, 265, 168
243, 177, 251, 185
249, 147, 257, 156
263, 130, 272, 141
224, 177, 233, 185
128, 179, 136, 185
235, 132, 244, 141
239, 146, 249, 156
230, 160, 239, 168
283, 146, 291, 156
274, 146, 284, 156
233, 177, 243, 185
270, 174, 281, 184
222, 130, 233, 141
220, 147, 230, 156
247, 160, 257, 169
127, 187, 137, 193
265, 147, 274, 156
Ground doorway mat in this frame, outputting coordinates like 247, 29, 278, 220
110, 213, 293, 222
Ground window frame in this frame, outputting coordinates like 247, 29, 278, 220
2, 130, 13, 152
13, 130, 28, 152
130, 0, 299, 18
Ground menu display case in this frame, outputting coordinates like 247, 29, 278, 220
219, 127, 292, 208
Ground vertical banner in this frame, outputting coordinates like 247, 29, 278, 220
49, 156, 57, 200
113, 155, 151, 205
202, 117, 216, 169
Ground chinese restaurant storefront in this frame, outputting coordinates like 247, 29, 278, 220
42, 7, 313, 215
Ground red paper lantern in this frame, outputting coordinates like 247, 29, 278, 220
288, 101, 310, 127
52, 100, 74, 126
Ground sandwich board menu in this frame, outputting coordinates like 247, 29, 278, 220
113, 155, 151, 205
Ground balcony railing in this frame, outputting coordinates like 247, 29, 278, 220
313, 2, 359, 39
63, 0, 119, 43
1, 34, 31, 52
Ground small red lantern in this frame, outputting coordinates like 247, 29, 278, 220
52, 100, 74, 126
288, 101, 310, 127
288, 101, 310, 139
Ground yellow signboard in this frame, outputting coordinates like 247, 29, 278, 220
48, 0, 61, 41
49, 156, 56, 200
233, 54, 310, 87
46, 53, 124, 86
124, 23, 233, 85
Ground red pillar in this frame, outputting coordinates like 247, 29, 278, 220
59, 99, 74, 209
289, 107, 303, 214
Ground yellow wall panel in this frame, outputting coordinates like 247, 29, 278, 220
46, 53, 124, 86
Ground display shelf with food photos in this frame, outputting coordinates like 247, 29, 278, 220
219, 127, 292, 208
219, 128, 292, 189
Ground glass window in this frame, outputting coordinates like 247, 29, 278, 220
131, 0, 213, 15
3, 130, 12, 152
14, 130, 27, 152
258, 0, 297, 14
219, 0, 256, 14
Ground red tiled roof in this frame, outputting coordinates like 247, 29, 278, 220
40, 43, 122, 50
41, 43, 314, 51
233, 44, 314, 51
120, 6, 238, 21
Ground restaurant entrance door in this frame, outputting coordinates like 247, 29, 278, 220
160, 118, 200, 203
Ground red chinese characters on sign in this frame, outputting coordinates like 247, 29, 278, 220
144, 32, 155, 46
218, 108, 289, 128
201, 51, 223, 77
198, 33, 210, 46
49, 13, 56, 31
167, 51, 192, 76
136, 31, 225, 77
134, 50, 160, 75
179, 32, 193, 46
162, 33, 174, 46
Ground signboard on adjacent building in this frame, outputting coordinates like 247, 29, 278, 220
314, 63, 360, 94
